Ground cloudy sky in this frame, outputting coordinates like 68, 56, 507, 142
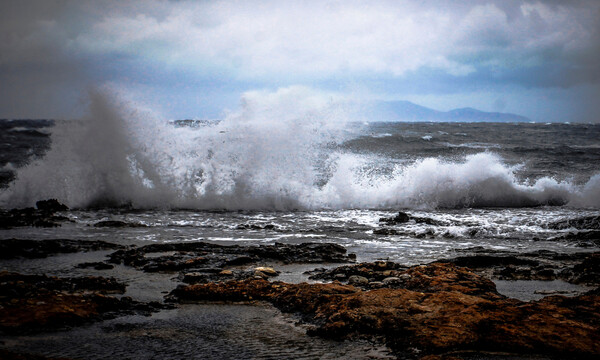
1, 0, 599, 122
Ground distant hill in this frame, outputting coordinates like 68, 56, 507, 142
370, 101, 531, 122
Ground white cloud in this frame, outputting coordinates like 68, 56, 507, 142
67, 0, 599, 81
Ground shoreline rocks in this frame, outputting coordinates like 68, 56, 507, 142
0, 272, 170, 335
169, 262, 600, 358
108, 241, 356, 274
438, 248, 600, 287
0, 239, 124, 260
0, 200, 69, 229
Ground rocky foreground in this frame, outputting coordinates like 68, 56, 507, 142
170, 262, 600, 359
1, 204, 600, 359
1, 239, 598, 358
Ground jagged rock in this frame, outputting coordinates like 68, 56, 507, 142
35, 199, 68, 212
379, 211, 410, 224
0, 199, 70, 228
108, 242, 355, 273
169, 262, 600, 358
440, 249, 600, 286
0, 272, 171, 334
379, 212, 448, 226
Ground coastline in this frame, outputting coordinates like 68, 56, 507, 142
1, 206, 599, 359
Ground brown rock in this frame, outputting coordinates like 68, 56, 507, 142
169, 262, 600, 358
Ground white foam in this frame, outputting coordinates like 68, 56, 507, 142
2, 87, 599, 210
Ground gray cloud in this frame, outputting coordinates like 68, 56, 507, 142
0, 0, 599, 121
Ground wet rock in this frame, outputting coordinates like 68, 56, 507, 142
0, 205, 70, 229
549, 215, 600, 230
373, 228, 400, 235
307, 261, 408, 288
76, 262, 114, 270
379, 211, 410, 224
35, 199, 68, 212
561, 252, 600, 285
108, 241, 355, 273
552, 230, 600, 246
441, 249, 600, 286
236, 223, 278, 230
93, 220, 147, 228
379, 212, 448, 227
169, 262, 600, 358
253, 267, 279, 277
0, 239, 124, 259
443, 255, 539, 268
348, 275, 369, 286
0, 272, 170, 334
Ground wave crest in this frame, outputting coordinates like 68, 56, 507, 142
1, 87, 598, 210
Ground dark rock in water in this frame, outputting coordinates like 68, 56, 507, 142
443, 255, 539, 268
378, 211, 448, 230
108, 241, 355, 273
93, 220, 147, 228
561, 253, 600, 285
0, 272, 171, 334
35, 199, 68, 212
372, 228, 400, 235
236, 223, 278, 230
549, 215, 600, 230
0, 200, 70, 229
552, 230, 600, 246
308, 261, 408, 289
441, 248, 600, 286
379, 211, 410, 224
0, 239, 124, 259
169, 262, 600, 358
76, 262, 114, 270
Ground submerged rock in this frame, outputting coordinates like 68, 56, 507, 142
169, 262, 600, 358
0, 239, 124, 260
0, 272, 170, 334
379, 211, 410, 224
93, 220, 147, 228
108, 241, 355, 273
76, 262, 115, 270
549, 215, 600, 230
379, 211, 448, 227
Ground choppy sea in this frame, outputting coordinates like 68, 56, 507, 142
1, 105, 599, 358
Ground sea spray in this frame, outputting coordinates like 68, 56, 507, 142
1, 86, 352, 209
1, 86, 599, 210
318, 153, 577, 209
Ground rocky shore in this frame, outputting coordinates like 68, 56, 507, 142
1, 205, 600, 359
170, 262, 600, 359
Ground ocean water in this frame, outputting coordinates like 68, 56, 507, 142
1, 91, 599, 359
1, 89, 599, 263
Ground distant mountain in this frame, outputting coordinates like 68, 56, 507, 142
370, 101, 531, 122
